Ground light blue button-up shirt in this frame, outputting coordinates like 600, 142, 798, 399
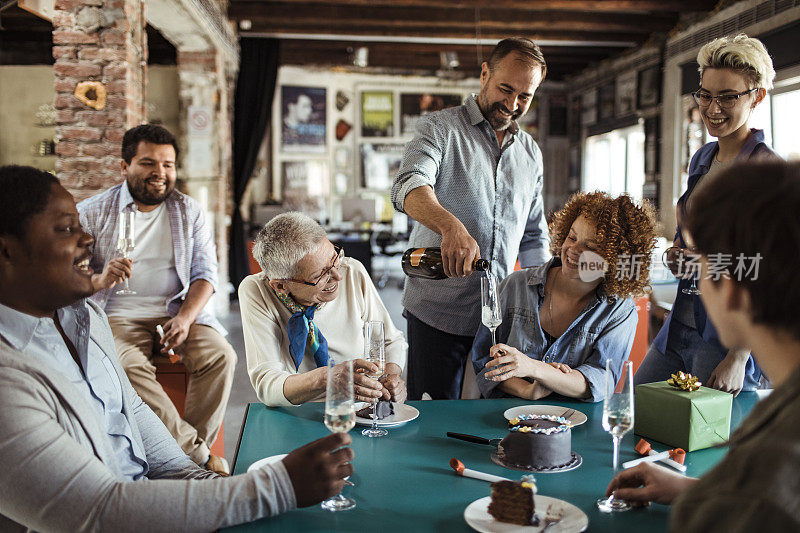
471, 258, 638, 402
0, 300, 148, 480
392, 95, 550, 336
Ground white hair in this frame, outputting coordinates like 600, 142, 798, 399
252, 212, 327, 280
697, 34, 775, 90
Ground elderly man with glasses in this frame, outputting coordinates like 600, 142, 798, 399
240, 212, 407, 406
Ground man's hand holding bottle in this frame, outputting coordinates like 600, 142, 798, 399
440, 220, 482, 277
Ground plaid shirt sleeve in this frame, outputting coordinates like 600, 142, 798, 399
185, 200, 218, 291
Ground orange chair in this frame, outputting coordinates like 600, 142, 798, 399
154, 356, 224, 457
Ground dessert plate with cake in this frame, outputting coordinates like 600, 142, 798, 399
464, 479, 588, 532
503, 405, 588, 427
354, 400, 420, 427
492, 414, 582, 473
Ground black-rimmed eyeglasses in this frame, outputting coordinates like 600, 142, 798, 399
692, 88, 757, 109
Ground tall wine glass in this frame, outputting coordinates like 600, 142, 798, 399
362, 320, 387, 438
481, 273, 502, 345
597, 359, 634, 513
321, 358, 356, 512
682, 249, 701, 296
115, 210, 136, 295
663, 246, 701, 296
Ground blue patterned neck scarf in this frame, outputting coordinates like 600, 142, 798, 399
275, 291, 329, 370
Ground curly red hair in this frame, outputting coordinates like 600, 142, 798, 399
549, 192, 656, 299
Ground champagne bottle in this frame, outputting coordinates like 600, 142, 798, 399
401, 247, 489, 280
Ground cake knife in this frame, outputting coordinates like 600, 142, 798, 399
446, 432, 501, 447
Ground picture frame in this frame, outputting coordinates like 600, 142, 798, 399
281, 86, 327, 153
400, 93, 462, 135
281, 160, 330, 216
638, 65, 661, 109
361, 91, 394, 137
360, 142, 405, 190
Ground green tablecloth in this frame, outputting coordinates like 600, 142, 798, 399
227, 393, 763, 532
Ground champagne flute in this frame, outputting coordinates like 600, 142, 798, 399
321, 357, 356, 512
481, 273, 502, 346
115, 210, 136, 295
597, 359, 634, 513
682, 249, 702, 295
362, 320, 387, 438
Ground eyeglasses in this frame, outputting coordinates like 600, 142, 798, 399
285, 246, 344, 287
692, 88, 757, 109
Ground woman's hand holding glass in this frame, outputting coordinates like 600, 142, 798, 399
352, 359, 384, 403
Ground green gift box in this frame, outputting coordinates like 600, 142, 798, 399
634, 381, 732, 452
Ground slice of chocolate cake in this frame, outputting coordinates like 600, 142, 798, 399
356, 400, 394, 420
487, 478, 537, 526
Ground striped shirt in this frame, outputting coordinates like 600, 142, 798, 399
77, 181, 225, 335
391, 95, 550, 336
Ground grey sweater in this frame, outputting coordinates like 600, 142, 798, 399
0, 300, 296, 532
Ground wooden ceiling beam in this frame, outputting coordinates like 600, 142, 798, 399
228, 4, 677, 33
239, 18, 663, 35
279, 40, 622, 60
243, 22, 648, 44
230, 0, 716, 13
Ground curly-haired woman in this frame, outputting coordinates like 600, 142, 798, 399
471, 192, 656, 401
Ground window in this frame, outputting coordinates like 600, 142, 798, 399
583, 123, 645, 202
771, 67, 800, 161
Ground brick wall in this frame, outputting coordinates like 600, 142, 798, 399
53, 0, 147, 202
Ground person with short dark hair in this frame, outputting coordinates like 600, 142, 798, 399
78, 124, 235, 474
0, 165, 354, 530
391, 37, 551, 400
606, 160, 800, 532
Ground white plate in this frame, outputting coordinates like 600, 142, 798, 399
503, 405, 588, 427
464, 495, 588, 532
354, 402, 420, 427
247, 453, 287, 473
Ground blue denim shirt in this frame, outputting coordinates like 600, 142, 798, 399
653, 130, 777, 381
391, 95, 550, 336
471, 258, 638, 402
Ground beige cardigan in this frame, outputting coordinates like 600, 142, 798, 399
239, 258, 407, 407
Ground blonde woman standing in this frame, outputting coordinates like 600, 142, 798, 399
636, 34, 779, 394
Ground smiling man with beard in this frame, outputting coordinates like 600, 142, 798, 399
391, 37, 551, 400
77, 124, 236, 475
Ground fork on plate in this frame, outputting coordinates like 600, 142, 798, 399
542, 503, 564, 531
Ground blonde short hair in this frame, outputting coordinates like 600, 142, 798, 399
697, 34, 775, 90
252, 212, 327, 280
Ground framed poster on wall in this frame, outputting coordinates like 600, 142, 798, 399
361, 91, 394, 137
360, 143, 405, 190
598, 82, 616, 121
638, 66, 661, 109
281, 86, 326, 153
400, 93, 462, 135
616, 71, 637, 116
281, 160, 330, 217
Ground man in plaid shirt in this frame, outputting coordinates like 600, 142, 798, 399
78, 124, 235, 475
